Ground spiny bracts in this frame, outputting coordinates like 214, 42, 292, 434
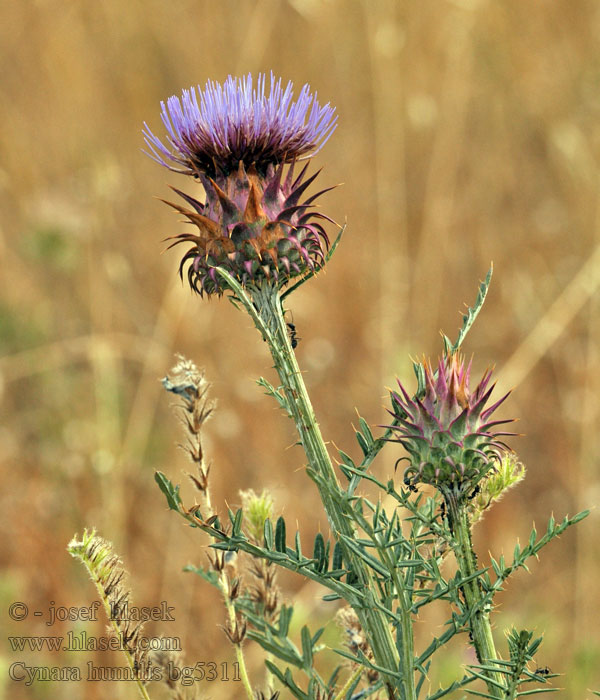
388, 353, 517, 500
162, 160, 333, 295
144, 73, 337, 295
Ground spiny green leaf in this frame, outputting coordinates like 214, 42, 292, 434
516, 689, 559, 696
450, 263, 493, 353
359, 416, 374, 443
264, 660, 308, 700
154, 471, 182, 511
339, 535, 389, 578
183, 564, 220, 587
338, 449, 356, 468
355, 429, 370, 456
257, 376, 289, 412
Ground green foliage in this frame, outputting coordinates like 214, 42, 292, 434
154, 470, 182, 511
442, 263, 493, 355
154, 269, 591, 700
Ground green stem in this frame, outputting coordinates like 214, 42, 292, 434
446, 496, 505, 698
376, 540, 416, 700
251, 284, 406, 698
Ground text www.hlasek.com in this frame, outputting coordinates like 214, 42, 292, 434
8, 631, 181, 653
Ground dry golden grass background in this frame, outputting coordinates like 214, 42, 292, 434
1, 1, 600, 698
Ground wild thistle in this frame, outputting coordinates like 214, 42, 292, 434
388, 353, 516, 506
144, 73, 337, 295
387, 353, 520, 695
146, 77, 590, 700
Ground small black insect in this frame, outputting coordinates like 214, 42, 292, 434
287, 321, 300, 349
535, 666, 551, 676
469, 485, 481, 500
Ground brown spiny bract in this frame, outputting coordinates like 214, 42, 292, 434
164, 160, 334, 295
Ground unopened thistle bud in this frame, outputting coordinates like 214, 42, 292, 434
144, 73, 338, 295
388, 353, 517, 502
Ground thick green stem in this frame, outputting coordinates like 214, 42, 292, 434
447, 496, 505, 698
252, 284, 407, 698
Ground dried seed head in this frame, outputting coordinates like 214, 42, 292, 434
67, 530, 149, 681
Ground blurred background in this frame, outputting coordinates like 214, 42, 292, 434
1, 0, 599, 698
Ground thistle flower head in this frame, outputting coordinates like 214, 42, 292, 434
388, 353, 517, 500
143, 73, 337, 177
144, 74, 338, 296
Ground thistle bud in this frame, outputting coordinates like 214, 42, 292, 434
388, 353, 517, 501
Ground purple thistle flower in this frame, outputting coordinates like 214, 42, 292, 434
144, 74, 338, 296
143, 73, 337, 177
386, 353, 517, 500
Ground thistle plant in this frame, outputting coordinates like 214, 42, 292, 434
70, 72, 590, 700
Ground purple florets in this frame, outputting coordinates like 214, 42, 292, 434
143, 73, 337, 177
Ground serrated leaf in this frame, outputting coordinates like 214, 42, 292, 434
183, 564, 220, 587
450, 264, 493, 353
